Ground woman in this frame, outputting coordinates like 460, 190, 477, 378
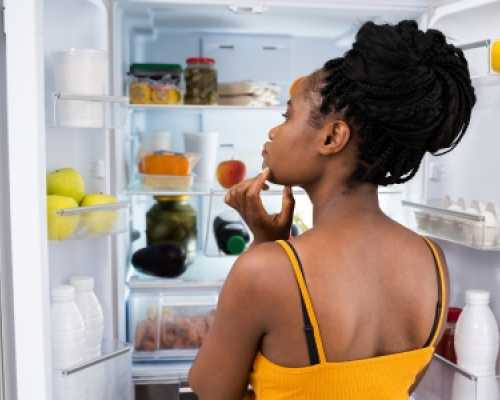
189, 20, 475, 399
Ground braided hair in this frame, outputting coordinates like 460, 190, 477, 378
312, 20, 476, 186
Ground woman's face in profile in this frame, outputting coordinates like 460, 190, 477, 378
262, 76, 327, 187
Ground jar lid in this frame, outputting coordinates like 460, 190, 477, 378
130, 63, 183, 75
52, 285, 75, 302
465, 289, 490, 305
186, 57, 215, 65
70, 276, 95, 291
226, 235, 247, 255
447, 307, 462, 323
155, 195, 190, 202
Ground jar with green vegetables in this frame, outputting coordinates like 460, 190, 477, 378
184, 58, 218, 105
146, 196, 197, 265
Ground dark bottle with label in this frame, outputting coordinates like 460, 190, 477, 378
213, 213, 250, 255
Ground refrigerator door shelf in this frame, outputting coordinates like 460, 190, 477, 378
413, 353, 500, 400
402, 200, 500, 251
54, 340, 132, 400
50, 201, 129, 241
53, 93, 129, 129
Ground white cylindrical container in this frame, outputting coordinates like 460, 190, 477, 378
455, 290, 499, 376
70, 276, 104, 358
53, 48, 107, 127
183, 131, 219, 184
51, 285, 86, 369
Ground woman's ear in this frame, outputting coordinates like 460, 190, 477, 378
318, 120, 351, 156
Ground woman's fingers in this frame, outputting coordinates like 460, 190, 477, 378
277, 186, 295, 226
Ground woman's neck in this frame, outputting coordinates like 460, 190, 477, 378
304, 178, 381, 227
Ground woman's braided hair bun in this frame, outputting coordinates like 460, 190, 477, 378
319, 20, 476, 186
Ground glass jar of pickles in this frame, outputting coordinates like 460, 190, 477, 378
146, 196, 197, 265
184, 58, 218, 105
129, 64, 182, 105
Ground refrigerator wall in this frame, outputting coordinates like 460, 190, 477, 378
421, 2, 500, 319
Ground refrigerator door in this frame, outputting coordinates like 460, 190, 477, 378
0, 1, 17, 399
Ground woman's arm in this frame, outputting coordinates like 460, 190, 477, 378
188, 247, 271, 400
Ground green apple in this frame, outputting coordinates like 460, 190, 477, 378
47, 195, 80, 240
47, 168, 85, 203
80, 193, 118, 234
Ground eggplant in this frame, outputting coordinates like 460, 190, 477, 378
132, 242, 187, 278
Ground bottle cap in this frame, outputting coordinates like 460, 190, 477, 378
465, 289, 490, 305
226, 235, 247, 255
447, 307, 462, 323
52, 285, 75, 302
70, 276, 95, 291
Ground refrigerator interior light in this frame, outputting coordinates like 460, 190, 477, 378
228, 4, 268, 15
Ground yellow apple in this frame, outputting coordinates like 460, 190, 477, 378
80, 193, 118, 234
47, 195, 80, 240
47, 168, 85, 203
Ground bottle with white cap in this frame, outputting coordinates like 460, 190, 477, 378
455, 289, 499, 375
70, 276, 104, 358
51, 285, 86, 369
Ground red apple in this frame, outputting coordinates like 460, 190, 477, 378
216, 160, 247, 188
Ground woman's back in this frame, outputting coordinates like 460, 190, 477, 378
259, 212, 448, 368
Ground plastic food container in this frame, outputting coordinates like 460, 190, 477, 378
129, 64, 182, 105
127, 283, 221, 361
138, 151, 199, 176
184, 58, 218, 105
139, 173, 194, 190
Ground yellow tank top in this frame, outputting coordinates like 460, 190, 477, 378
249, 237, 446, 400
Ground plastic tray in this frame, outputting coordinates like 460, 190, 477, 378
127, 283, 221, 361
139, 173, 194, 190
402, 200, 500, 250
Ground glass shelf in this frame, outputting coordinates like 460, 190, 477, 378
129, 104, 285, 112
54, 341, 132, 400
402, 200, 500, 251
127, 180, 307, 197
413, 354, 500, 400
50, 201, 129, 241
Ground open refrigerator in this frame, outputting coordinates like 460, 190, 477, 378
3, 0, 500, 399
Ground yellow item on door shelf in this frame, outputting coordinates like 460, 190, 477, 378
491, 40, 500, 73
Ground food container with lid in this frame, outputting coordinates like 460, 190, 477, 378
127, 283, 220, 361
184, 58, 218, 105
129, 63, 182, 105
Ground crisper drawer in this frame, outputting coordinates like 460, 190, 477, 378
53, 341, 132, 400
413, 354, 500, 400
127, 282, 221, 361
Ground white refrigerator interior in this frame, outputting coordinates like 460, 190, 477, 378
3, 0, 500, 399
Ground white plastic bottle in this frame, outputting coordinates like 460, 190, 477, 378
70, 276, 104, 358
51, 285, 87, 369
455, 290, 499, 375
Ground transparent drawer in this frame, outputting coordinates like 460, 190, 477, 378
49, 201, 129, 241
413, 354, 500, 400
53, 341, 132, 400
127, 283, 221, 361
402, 200, 500, 250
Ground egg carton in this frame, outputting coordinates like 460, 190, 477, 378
403, 197, 500, 250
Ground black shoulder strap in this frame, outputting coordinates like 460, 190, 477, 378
285, 241, 320, 365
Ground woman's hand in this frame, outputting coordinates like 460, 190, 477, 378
224, 168, 295, 245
